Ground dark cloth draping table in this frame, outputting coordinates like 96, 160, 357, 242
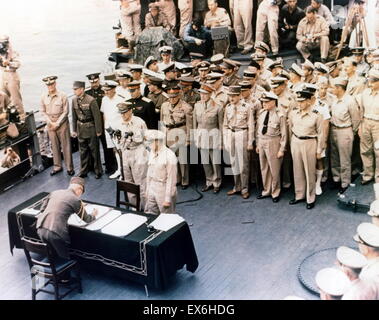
8, 192, 199, 290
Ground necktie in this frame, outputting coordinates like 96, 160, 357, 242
262, 111, 269, 135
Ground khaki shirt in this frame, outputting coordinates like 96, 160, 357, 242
330, 94, 360, 132
40, 90, 69, 127
277, 87, 297, 117
356, 88, 379, 121
145, 12, 172, 31
148, 90, 168, 114
256, 108, 287, 153
223, 73, 241, 87
204, 7, 231, 28
296, 15, 329, 42
242, 96, 261, 123
193, 98, 224, 149
288, 107, 324, 154
211, 86, 229, 108
160, 99, 193, 146
182, 90, 200, 108
223, 100, 255, 146
118, 115, 147, 151
346, 73, 366, 96
146, 145, 178, 203
0, 45, 20, 71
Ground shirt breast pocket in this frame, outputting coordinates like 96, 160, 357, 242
172, 111, 185, 123
236, 110, 247, 122
52, 101, 63, 114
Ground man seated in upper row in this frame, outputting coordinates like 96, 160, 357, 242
144, 3, 173, 32
279, 0, 305, 49
183, 19, 213, 58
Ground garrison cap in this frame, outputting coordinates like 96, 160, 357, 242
336, 246, 367, 269
145, 129, 165, 141
86, 73, 101, 82
148, 77, 163, 86
210, 53, 225, 65
249, 60, 261, 70
227, 85, 241, 95
73, 81, 85, 89
144, 56, 158, 69
162, 62, 176, 73
270, 76, 287, 88
353, 222, 379, 247
243, 69, 257, 79
314, 62, 329, 74
102, 80, 118, 90
368, 200, 379, 217
116, 70, 133, 79
351, 47, 365, 55
332, 77, 348, 87
250, 53, 266, 62
289, 63, 304, 77
189, 52, 204, 60
159, 46, 173, 54
315, 268, 350, 296
70, 177, 86, 192
260, 91, 278, 101
368, 69, 379, 81
302, 59, 315, 70
239, 81, 252, 91
267, 58, 284, 71
129, 64, 143, 72
197, 61, 211, 71
254, 41, 270, 53
117, 101, 134, 113
198, 83, 215, 94
42, 76, 58, 85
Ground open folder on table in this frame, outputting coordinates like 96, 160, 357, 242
68, 213, 87, 227
101, 213, 148, 237
85, 209, 122, 231
84, 204, 110, 219
147, 214, 185, 232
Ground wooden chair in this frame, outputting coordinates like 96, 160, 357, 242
22, 237, 82, 300
116, 180, 141, 211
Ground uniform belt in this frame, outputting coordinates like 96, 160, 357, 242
78, 119, 94, 124
165, 122, 185, 129
292, 132, 316, 140
228, 127, 247, 132
3, 69, 16, 72
331, 124, 352, 129
364, 116, 379, 121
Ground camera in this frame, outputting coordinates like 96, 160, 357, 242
124, 131, 134, 139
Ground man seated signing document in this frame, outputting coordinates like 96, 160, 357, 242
36, 177, 97, 260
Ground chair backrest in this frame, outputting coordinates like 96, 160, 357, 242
116, 180, 141, 211
22, 237, 57, 275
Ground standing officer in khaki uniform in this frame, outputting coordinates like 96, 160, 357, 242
220, 59, 241, 87
207, 72, 228, 108
255, 0, 280, 57
330, 77, 361, 193
71, 81, 103, 179
179, 0, 193, 38
256, 91, 287, 202
117, 102, 148, 209
119, 0, 141, 54
40, 76, 74, 176
193, 83, 224, 193
0, 35, 24, 116
231, 0, 254, 55
288, 85, 323, 209
358, 69, 379, 184
179, 77, 200, 108
147, 77, 168, 121
160, 82, 193, 189
157, 0, 177, 34
223, 85, 255, 199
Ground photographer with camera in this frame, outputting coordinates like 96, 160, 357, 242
183, 19, 212, 58
0, 35, 24, 117
117, 101, 148, 210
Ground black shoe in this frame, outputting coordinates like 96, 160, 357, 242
67, 170, 75, 176
306, 202, 315, 209
281, 186, 291, 193
95, 173, 102, 179
272, 197, 280, 203
257, 194, 270, 200
181, 185, 189, 190
321, 58, 327, 63
361, 179, 374, 185
289, 198, 305, 205
338, 186, 348, 194
78, 172, 88, 178
201, 185, 212, 192
213, 187, 220, 194
351, 173, 360, 182
50, 168, 63, 176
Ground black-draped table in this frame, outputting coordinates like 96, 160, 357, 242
8, 192, 199, 291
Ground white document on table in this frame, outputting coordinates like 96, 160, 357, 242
148, 214, 185, 232
20, 208, 40, 216
86, 209, 122, 231
68, 213, 87, 227
101, 213, 147, 237
84, 204, 110, 219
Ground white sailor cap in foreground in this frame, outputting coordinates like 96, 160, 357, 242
368, 199, 379, 217
336, 246, 367, 269
315, 268, 350, 296
145, 130, 165, 141
353, 222, 379, 247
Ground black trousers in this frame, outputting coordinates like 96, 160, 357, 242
37, 228, 70, 260
78, 133, 102, 175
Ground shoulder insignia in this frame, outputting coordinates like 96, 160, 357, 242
142, 97, 152, 103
